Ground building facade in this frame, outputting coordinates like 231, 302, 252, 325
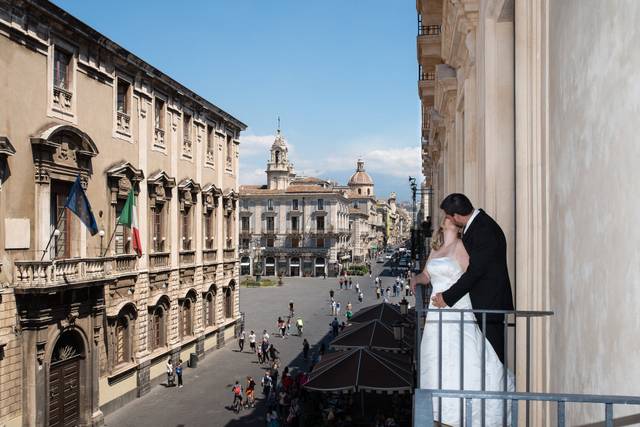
344, 160, 381, 262
0, 2, 245, 426
416, 0, 640, 424
239, 129, 350, 277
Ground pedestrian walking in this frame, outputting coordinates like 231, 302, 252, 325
405, 283, 410, 296
257, 347, 265, 364
376, 287, 381, 300
355, 282, 360, 294
346, 309, 353, 321
166, 357, 174, 387
329, 289, 335, 299
331, 317, 339, 337
249, 330, 257, 353
263, 329, 270, 343
238, 328, 246, 352
261, 371, 272, 396
346, 302, 352, 312
262, 340, 270, 362
330, 298, 336, 316
339, 277, 344, 289
175, 359, 183, 388
336, 301, 341, 317
303, 339, 310, 360
358, 290, 364, 303
349, 278, 353, 289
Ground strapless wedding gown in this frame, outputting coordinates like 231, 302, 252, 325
420, 257, 514, 427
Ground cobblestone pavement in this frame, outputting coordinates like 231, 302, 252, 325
105, 261, 414, 427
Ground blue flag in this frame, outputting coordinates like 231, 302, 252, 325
65, 176, 99, 236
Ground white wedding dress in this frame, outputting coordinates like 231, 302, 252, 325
420, 257, 514, 427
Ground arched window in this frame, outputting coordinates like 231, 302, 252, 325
115, 316, 129, 365
204, 291, 215, 327
149, 298, 168, 351
224, 286, 233, 318
367, 188, 370, 195
180, 296, 194, 338
111, 304, 137, 367
358, 188, 362, 195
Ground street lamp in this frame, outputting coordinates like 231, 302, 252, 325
399, 297, 409, 316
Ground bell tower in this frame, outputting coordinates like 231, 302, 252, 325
266, 122, 294, 190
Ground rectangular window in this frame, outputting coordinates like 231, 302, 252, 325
152, 205, 165, 252
183, 114, 191, 141
291, 237, 299, 248
316, 216, 324, 232
241, 217, 250, 232
226, 134, 233, 164
292, 199, 299, 211
51, 181, 73, 259
207, 125, 215, 155
53, 49, 71, 90
266, 238, 274, 248
115, 199, 131, 255
291, 216, 299, 232
317, 199, 324, 211
242, 199, 249, 210
266, 217, 275, 232
316, 238, 324, 248
154, 98, 165, 130
182, 207, 191, 250
267, 199, 273, 211
117, 79, 130, 114
204, 211, 213, 249
241, 238, 250, 249
226, 214, 233, 248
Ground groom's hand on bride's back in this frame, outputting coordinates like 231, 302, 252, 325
431, 292, 448, 308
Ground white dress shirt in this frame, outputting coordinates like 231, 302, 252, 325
463, 209, 481, 235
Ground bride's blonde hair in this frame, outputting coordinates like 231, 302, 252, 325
430, 226, 444, 251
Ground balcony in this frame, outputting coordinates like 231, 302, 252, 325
223, 248, 236, 261
154, 128, 165, 149
203, 249, 217, 264
417, 24, 441, 63
113, 254, 137, 276
179, 250, 195, 266
52, 86, 72, 113
116, 111, 131, 135
149, 252, 170, 270
14, 257, 114, 292
418, 68, 436, 100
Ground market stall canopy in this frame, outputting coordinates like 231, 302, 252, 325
304, 348, 413, 393
350, 302, 413, 326
330, 320, 412, 351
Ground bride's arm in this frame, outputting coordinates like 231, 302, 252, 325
410, 251, 433, 292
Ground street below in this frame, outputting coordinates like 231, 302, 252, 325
105, 261, 414, 426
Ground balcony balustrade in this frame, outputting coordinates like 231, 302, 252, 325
52, 86, 72, 113
223, 248, 236, 261
417, 24, 442, 62
149, 252, 170, 270
13, 257, 124, 290
179, 250, 195, 265
203, 249, 217, 264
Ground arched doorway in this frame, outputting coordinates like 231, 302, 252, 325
315, 257, 326, 277
49, 329, 85, 427
265, 257, 275, 276
290, 257, 300, 277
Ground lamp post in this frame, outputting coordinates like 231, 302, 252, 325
253, 246, 265, 282
399, 297, 409, 316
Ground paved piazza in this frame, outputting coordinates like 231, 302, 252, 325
105, 262, 414, 426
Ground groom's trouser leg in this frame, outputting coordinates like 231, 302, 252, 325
476, 314, 506, 364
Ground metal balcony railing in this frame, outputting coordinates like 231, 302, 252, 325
415, 389, 640, 427
419, 25, 441, 36
419, 71, 436, 81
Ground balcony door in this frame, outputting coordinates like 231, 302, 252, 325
51, 180, 74, 259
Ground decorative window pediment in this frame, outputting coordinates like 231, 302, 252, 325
147, 170, 175, 205
31, 124, 98, 184
223, 189, 238, 214
106, 161, 144, 201
0, 136, 15, 187
202, 183, 222, 212
178, 178, 200, 210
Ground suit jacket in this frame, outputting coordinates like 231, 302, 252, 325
442, 210, 514, 313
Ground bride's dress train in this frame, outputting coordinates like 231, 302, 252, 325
420, 257, 514, 427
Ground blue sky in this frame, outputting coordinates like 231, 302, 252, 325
52, 0, 421, 201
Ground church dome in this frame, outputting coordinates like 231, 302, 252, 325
348, 159, 373, 186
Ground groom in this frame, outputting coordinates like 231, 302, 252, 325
431, 193, 514, 363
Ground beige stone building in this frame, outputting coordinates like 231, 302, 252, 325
0, 1, 245, 426
239, 129, 351, 277
344, 160, 382, 262
417, 0, 640, 424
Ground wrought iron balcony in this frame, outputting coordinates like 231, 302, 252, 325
417, 24, 442, 62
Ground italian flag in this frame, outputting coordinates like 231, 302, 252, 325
119, 189, 142, 257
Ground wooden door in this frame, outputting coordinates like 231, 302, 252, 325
49, 358, 80, 427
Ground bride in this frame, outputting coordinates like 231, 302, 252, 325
412, 218, 513, 426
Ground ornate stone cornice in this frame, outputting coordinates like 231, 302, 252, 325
442, 0, 479, 69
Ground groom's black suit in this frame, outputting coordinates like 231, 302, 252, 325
441, 209, 514, 364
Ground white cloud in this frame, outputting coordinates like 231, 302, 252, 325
238, 133, 274, 156
239, 168, 266, 186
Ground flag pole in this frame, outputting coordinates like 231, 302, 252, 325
40, 207, 66, 261
101, 219, 120, 257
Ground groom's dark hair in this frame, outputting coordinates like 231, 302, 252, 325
440, 193, 474, 216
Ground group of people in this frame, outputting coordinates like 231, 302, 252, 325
165, 357, 184, 388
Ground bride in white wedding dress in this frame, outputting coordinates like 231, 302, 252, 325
413, 218, 514, 427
